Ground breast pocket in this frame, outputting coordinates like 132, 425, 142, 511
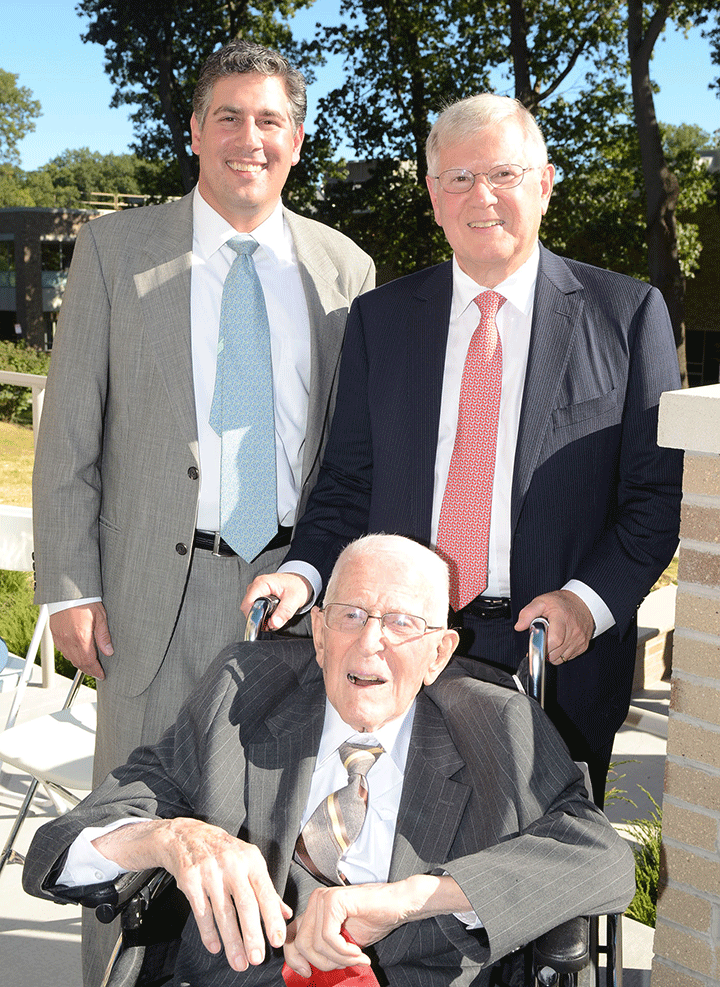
551, 388, 621, 432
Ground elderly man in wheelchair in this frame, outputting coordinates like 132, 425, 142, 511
23, 534, 634, 986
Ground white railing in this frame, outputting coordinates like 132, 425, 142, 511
0, 370, 47, 445
0, 370, 54, 685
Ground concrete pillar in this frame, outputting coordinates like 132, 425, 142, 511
653, 385, 720, 986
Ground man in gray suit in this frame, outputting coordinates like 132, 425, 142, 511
31, 39, 374, 787
24, 535, 634, 986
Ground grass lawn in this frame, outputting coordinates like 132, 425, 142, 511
0, 421, 33, 507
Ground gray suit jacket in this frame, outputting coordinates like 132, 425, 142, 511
23, 642, 635, 986
32, 194, 374, 696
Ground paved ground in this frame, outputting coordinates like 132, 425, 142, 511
0, 665, 667, 987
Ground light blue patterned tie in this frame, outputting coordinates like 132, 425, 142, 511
209, 236, 277, 562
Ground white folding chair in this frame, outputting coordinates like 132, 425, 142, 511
0, 504, 53, 729
0, 668, 96, 874
0, 506, 96, 875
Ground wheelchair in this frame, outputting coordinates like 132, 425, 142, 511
82, 601, 622, 987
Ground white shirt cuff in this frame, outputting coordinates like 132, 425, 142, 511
47, 597, 102, 616
57, 818, 143, 887
277, 561, 322, 613
562, 579, 615, 637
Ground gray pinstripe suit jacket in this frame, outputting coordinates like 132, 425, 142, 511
23, 640, 634, 986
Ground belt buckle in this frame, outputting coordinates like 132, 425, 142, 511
212, 531, 222, 557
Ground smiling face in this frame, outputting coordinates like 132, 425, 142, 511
426, 117, 554, 287
190, 72, 304, 232
312, 551, 459, 733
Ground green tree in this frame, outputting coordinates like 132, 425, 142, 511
77, 0, 323, 195
627, 0, 718, 386
37, 147, 165, 207
314, 0, 632, 278
0, 69, 42, 165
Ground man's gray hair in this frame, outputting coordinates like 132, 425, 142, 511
192, 38, 307, 133
326, 534, 451, 625
426, 93, 548, 176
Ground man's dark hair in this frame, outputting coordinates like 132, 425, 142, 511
193, 39, 307, 133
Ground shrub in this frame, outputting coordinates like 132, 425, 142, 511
0, 340, 51, 424
0, 568, 93, 685
624, 789, 662, 928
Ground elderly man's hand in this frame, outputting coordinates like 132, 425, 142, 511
515, 589, 595, 665
284, 875, 472, 976
92, 818, 292, 972
240, 572, 312, 630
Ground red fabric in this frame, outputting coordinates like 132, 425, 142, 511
281, 929, 380, 987
437, 291, 505, 611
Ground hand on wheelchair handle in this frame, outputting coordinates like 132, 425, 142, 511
241, 572, 313, 630
515, 589, 594, 664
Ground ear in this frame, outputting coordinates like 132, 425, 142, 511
426, 174, 443, 227
311, 605, 326, 670
190, 112, 202, 155
539, 162, 555, 215
423, 628, 460, 686
291, 124, 305, 167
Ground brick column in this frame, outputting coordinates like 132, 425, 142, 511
653, 384, 720, 986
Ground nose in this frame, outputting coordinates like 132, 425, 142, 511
235, 116, 263, 151
470, 175, 498, 203
356, 614, 386, 653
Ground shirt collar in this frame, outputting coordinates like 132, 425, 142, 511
450, 243, 539, 322
316, 698, 416, 775
192, 187, 290, 264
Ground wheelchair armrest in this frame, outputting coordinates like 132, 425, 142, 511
92, 868, 166, 924
533, 916, 590, 975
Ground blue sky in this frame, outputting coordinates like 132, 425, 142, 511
1, 0, 717, 172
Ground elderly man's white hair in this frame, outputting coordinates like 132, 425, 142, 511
325, 534, 451, 625
425, 92, 548, 178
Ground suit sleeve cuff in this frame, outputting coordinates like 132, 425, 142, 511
47, 597, 102, 616
562, 580, 614, 637
277, 561, 322, 612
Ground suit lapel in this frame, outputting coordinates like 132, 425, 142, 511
511, 246, 584, 532
405, 263, 453, 541
388, 692, 469, 882
284, 209, 349, 488
246, 681, 326, 892
133, 193, 197, 451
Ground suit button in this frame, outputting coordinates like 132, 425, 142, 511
188, 466, 199, 480
176, 543, 188, 556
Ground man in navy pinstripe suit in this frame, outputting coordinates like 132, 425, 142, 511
24, 535, 634, 986
243, 93, 684, 807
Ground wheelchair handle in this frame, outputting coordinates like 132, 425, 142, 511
528, 618, 549, 707
244, 595, 280, 642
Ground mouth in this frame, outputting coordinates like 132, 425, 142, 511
227, 162, 265, 173
468, 220, 504, 229
348, 673, 386, 688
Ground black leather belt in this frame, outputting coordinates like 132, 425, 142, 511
193, 526, 292, 558
462, 596, 512, 619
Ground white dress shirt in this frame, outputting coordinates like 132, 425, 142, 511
50, 188, 311, 614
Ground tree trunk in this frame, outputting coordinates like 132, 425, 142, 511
628, 0, 688, 385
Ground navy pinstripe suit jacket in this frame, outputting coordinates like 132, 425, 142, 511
285, 245, 684, 755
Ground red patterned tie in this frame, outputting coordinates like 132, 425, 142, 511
437, 290, 505, 611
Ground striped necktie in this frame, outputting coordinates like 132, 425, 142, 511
295, 742, 384, 886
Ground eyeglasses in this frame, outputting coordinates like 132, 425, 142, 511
431, 164, 534, 194
320, 604, 444, 642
